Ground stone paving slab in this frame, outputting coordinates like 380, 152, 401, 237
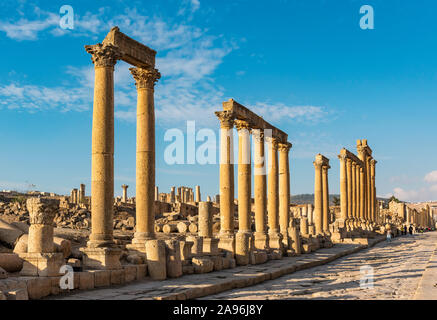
48, 236, 385, 300
414, 243, 437, 300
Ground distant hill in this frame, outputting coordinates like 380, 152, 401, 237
291, 194, 389, 205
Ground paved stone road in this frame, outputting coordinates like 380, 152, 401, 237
202, 232, 437, 300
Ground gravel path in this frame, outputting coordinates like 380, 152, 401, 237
203, 232, 437, 300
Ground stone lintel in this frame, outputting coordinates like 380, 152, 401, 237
339, 148, 364, 166
314, 153, 330, 167
221, 99, 288, 143
102, 26, 156, 68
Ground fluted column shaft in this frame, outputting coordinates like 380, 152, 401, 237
355, 164, 361, 221
236, 121, 251, 233
351, 162, 356, 220
346, 158, 352, 220
216, 111, 235, 235
313, 158, 323, 235
366, 157, 372, 222
86, 44, 121, 247
339, 154, 348, 221
370, 159, 376, 224
279, 142, 292, 239
359, 166, 365, 221
322, 165, 330, 233
131, 67, 161, 242
254, 130, 267, 237
268, 138, 280, 234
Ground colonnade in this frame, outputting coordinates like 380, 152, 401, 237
338, 139, 378, 233
215, 99, 292, 264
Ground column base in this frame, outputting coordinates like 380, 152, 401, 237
268, 231, 283, 250
254, 232, 269, 250
131, 231, 155, 245
80, 247, 122, 270
202, 237, 220, 255
218, 233, 235, 257
19, 252, 63, 277
235, 231, 252, 266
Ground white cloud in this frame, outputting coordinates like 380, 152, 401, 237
384, 185, 437, 202
250, 103, 328, 123
424, 170, 437, 183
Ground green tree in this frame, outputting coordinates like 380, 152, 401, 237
332, 196, 340, 206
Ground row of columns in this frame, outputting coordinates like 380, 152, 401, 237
338, 142, 377, 231
215, 111, 292, 261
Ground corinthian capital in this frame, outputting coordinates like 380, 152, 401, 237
278, 142, 292, 152
26, 198, 59, 225
215, 111, 235, 128
234, 120, 251, 132
130, 67, 161, 89
85, 43, 122, 68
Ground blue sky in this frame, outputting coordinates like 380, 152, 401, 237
0, 0, 436, 202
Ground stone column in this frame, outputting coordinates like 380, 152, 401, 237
253, 130, 268, 250
355, 163, 361, 224
366, 157, 372, 223
130, 66, 161, 245
351, 162, 357, 224
215, 111, 235, 254
346, 158, 352, 222
279, 142, 292, 247
170, 187, 176, 203
83, 44, 122, 269
370, 159, 376, 224
322, 162, 330, 234
72, 189, 78, 204
195, 185, 201, 202
359, 166, 365, 223
313, 154, 324, 236
154, 186, 159, 202
338, 152, 348, 221
267, 137, 282, 249
357, 141, 368, 224
79, 184, 85, 204
235, 120, 252, 265
20, 198, 63, 276
121, 184, 128, 203
307, 204, 314, 225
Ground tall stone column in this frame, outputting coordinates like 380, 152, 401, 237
267, 137, 282, 249
346, 158, 352, 222
195, 185, 201, 202
253, 130, 268, 249
215, 111, 235, 254
79, 184, 86, 204
357, 141, 368, 224
359, 166, 365, 224
121, 184, 128, 203
130, 66, 161, 245
170, 187, 176, 203
235, 120, 252, 265
370, 159, 376, 224
366, 157, 372, 223
313, 154, 324, 236
355, 163, 361, 224
322, 163, 330, 234
82, 43, 122, 269
351, 162, 357, 224
338, 152, 348, 221
279, 142, 292, 247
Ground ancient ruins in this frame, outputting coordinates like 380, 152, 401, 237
0, 27, 435, 300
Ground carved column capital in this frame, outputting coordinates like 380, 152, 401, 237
85, 43, 122, 68
26, 198, 59, 225
130, 67, 161, 89
234, 120, 251, 132
215, 111, 235, 129
266, 136, 279, 149
278, 142, 292, 153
